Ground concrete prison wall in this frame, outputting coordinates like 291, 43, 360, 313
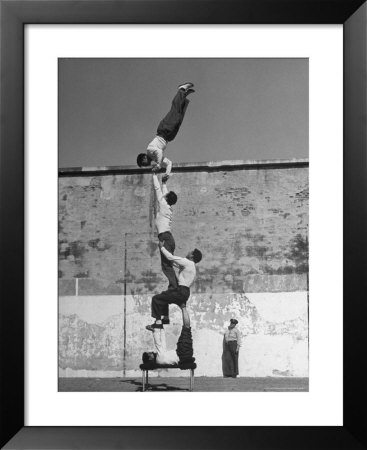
58, 159, 309, 378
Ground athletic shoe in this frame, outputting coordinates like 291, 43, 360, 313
178, 82, 194, 92
146, 323, 163, 332
185, 88, 195, 96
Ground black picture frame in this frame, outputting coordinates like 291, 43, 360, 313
1, 1, 366, 448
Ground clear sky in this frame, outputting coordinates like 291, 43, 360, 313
58, 58, 308, 168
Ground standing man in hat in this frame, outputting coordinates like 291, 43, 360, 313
136, 82, 195, 179
222, 318, 241, 378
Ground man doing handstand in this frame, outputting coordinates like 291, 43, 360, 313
137, 82, 195, 180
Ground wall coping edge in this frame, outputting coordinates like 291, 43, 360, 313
59, 158, 309, 176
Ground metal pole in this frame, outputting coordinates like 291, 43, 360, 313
123, 234, 127, 377
306, 236, 309, 355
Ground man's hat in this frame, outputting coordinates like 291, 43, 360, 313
230, 318, 238, 325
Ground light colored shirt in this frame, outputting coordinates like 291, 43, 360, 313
160, 247, 196, 288
153, 328, 179, 365
147, 135, 172, 176
152, 174, 172, 234
224, 327, 241, 347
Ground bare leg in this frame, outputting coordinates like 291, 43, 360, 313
181, 305, 190, 328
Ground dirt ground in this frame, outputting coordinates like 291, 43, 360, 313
59, 376, 309, 392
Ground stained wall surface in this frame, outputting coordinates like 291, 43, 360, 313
58, 160, 309, 378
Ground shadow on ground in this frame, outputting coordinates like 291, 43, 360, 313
119, 378, 188, 392
58, 377, 309, 392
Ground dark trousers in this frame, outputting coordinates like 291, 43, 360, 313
151, 286, 190, 319
157, 89, 189, 142
222, 340, 239, 377
158, 231, 178, 290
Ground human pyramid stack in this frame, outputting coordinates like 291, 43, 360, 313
137, 83, 202, 367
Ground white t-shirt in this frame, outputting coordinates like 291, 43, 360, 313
152, 174, 172, 234
147, 136, 172, 176
153, 328, 179, 365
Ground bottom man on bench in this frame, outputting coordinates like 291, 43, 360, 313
144, 323, 195, 366
144, 324, 179, 365
141, 324, 196, 391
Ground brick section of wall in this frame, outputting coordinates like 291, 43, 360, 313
58, 163, 308, 295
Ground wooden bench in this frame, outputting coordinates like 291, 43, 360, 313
139, 362, 197, 392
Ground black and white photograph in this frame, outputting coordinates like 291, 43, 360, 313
58, 57, 309, 393
2, 0, 367, 445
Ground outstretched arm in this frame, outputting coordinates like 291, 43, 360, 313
162, 157, 172, 177
235, 328, 241, 352
160, 244, 188, 268
152, 173, 164, 201
161, 181, 168, 196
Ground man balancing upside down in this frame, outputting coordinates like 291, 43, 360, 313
144, 308, 196, 367
144, 325, 179, 365
143, 322, 195, 367
146, 241, 202, 331
137, 82, 195, 181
